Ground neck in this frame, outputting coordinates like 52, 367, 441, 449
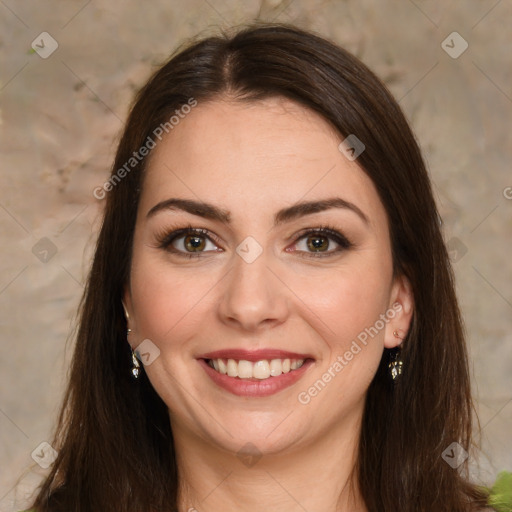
172, 410, 367, 512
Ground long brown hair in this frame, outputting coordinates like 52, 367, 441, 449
31, 22, 490, 512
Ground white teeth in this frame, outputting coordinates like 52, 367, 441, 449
207, 357, 306, 380
253, 360, 270, 379
269, 359, 282, 377
238, 360, 253, 379
227, 359, 238, 377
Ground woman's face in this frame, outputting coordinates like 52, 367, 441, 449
124, 96, 413, 457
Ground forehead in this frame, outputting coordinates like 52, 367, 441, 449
139, 97, 387, 231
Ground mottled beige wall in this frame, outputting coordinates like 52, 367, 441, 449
1, 0, 511, 509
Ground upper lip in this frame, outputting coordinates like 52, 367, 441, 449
199, 349, 314, 362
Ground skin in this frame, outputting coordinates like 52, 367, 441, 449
123, 96, 414, 512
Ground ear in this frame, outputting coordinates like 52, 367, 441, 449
122, 289, 132, 321
384, 273, 414, 349
122, 287, 136, 347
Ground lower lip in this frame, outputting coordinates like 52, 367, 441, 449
198, 359, 314, 397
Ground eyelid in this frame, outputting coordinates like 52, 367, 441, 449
155, 225, 223, 254
286, 226, 353, 255
292, 226, 351, 243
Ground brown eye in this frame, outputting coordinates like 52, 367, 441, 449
158, 228, 221, 255
183, 234, 206, 252
306, 234, 330, 252
288, 227, 353, 257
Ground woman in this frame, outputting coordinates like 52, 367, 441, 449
27, 22, 496, 511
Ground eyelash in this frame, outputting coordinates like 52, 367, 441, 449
289, 225, 353, 258
155, 224, 353, 259
155, 225, 219, 259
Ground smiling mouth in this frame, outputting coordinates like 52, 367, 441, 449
204, 357, 311, 380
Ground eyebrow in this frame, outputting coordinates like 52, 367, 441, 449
146, 197, 370, 226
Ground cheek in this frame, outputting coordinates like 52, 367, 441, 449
290, 262, 392, 348
289, 264, 391, 418
129, 253, 219, 344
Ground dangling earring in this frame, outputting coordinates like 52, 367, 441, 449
388, 330, 404, 381
131, 350, 141, 379
127, 328, 141, 380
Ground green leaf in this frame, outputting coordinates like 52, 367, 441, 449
488, 471, 512, 512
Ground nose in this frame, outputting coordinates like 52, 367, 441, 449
217, 250, 289, 332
